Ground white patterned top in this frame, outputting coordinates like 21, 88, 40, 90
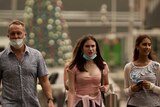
124, 61, 160, 107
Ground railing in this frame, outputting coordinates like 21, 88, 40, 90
0, 10, 142, 27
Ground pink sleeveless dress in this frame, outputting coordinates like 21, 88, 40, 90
69, 64, 109, 107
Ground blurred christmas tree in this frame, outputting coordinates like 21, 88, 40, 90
23, 0, 72, 67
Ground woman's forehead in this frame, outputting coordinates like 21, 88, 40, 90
84, 39, 95, 44
141, 38, 151, 43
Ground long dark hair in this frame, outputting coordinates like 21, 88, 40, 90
133, 34, 157, 61
69, 34, 105, 72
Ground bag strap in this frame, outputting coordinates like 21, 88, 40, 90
100, 69, 106, 105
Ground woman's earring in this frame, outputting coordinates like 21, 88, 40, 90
136, 48, 139, 51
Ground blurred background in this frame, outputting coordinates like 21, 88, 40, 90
0, 0, 160, 107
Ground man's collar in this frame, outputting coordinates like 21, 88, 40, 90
7, 45, 30, 55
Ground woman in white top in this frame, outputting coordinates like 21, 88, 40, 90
124, 34, 160, 107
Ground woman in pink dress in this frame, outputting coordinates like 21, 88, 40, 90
67, 34, 110, 107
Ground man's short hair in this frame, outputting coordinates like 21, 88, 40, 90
8, 20, 25, 32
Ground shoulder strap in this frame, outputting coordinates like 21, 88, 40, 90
101, 69, 103, 85
100, 69, 105, 104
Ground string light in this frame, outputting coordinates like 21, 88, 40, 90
24, 0, 72, 67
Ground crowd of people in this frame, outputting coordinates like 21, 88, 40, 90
0, 19, 160, 107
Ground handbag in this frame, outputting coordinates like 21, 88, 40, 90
100, 70, 119, 107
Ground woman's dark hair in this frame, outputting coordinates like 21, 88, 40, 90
133, 34, 157, 61
69, 34, 105, 71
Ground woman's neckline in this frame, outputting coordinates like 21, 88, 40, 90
132, 60, 152, 68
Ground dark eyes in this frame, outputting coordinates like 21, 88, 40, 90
85, 45, 95, 47
10, 32, 22, 36
142, 43, 151, 46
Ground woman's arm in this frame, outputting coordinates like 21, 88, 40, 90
124, 63, 135, 96
64, 64, 69, 90
99, 64, 109, 93
124, 63, 143, 96
103, 64, 109, 92
67, 69, 76, 107
149, 83, 160, 94
143, 65, 160, 95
